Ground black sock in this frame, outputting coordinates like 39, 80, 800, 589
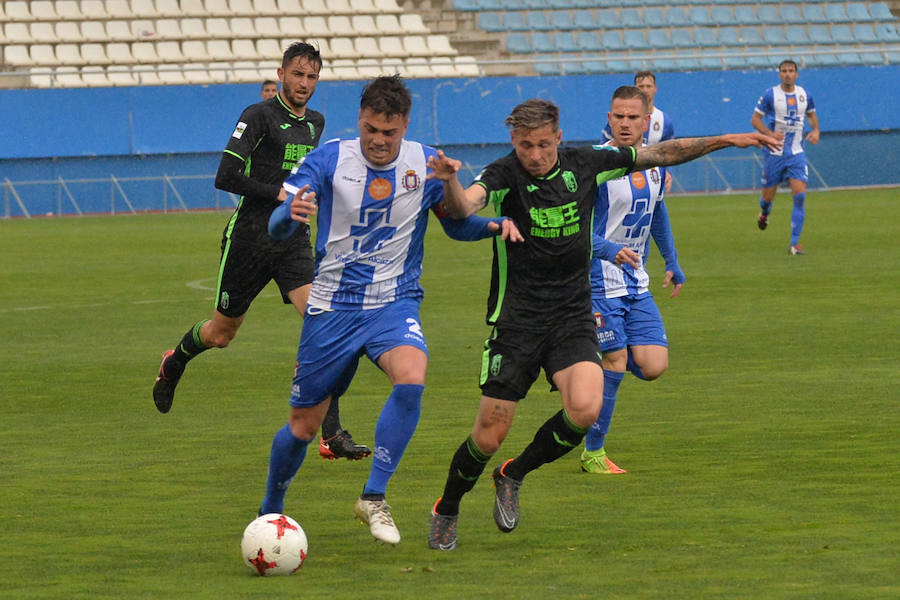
321, 397, 342, 439
171, 319, 210, 364
504, 410, 587, 481
435, 436, 492, 516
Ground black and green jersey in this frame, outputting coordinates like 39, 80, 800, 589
215, 95, 325, 245
474, 145, 635, 330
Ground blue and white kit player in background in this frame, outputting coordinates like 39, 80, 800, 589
260, 75, 523, 545
602, 71, 675, 146
751, 59, 820, 255
580, 85, 686, 475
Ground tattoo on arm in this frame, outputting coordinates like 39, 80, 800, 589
634, 137, 729, 171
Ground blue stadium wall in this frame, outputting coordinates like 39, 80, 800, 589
2, 65, 898, 216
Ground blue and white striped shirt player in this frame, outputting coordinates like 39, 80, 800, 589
754, 84, 815, 157
602, 106, 675, 146
591, 144, 681, 299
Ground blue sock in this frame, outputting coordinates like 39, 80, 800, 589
759, 197, 772, 216
260, 423, 311, 514
585, 370, 624, 451
626, 352, 649, 381
362, 384, 423, 497
790, 192, 805, 246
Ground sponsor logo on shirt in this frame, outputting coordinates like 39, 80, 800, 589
368, 177, 393, 200
490, 354, 503, 376
529, 202, 580, 238
630, 172, 647, 189
232, 121, 247, 139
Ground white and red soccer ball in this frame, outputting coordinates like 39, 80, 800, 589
241, 513, 308, 576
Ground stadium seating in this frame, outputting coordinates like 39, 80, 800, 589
2, 0, 899, 87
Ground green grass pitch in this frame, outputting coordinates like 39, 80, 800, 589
1, 188, 898, 599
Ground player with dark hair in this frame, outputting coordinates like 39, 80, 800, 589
580, 85, 685, 475
752, 59, 820, 255
260, 79, 278, 100
425, 98, 781, 550
258, 75, 523, 545
602, 71, 674, 146
152, 42, 370, 460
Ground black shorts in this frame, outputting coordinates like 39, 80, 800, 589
479, 318, 602, 401
215, 234, 314, 318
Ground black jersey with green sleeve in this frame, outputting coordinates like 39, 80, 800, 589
216, 95, 325, 245
474, 145, 636, 331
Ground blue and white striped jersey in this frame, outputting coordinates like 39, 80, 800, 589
282, 138, 444, 311
591, 145, 670, 299
602, 106, 675, 146
754, 85, 815, 157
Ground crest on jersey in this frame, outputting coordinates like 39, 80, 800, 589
594, 311, 605, 328
799, 94, 806, 103
562, 170, 577, 192
653, 121, 660, 132
402, 169, 419, 191
650, 168, 660, 185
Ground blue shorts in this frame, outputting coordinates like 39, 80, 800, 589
289, 299, 428, 407
593, 293, 668, 354
761, 153, 808, 188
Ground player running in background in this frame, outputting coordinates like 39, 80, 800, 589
259, 75, 523, 546
426, 98, 781, 551
152, 42, 370, 460
580, 85, 685, 475
752, 59, 820, 255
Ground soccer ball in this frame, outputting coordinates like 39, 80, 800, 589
241, 513, 308, 576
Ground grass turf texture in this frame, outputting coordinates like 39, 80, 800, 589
2, 189, 898, 599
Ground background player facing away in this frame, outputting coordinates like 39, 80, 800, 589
259, 75, 523, 546
751, 59, 819, 255
152, 42, 370, 460
580, 85, 686, 475
260, 79, 278, 100
425, 99, 781, 551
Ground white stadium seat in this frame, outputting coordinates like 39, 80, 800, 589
329, 37, 357, 59
155, 20, 183, 40
56, 44, 85, 66
4, 45, 34, 66
455, 55, 480, 77
156, 41, 185, 62
206, 39, 234, 61
301, 0, 329, 16
54, 67, 84, 87
229, 0, 256, 16
402, 35, 430, 57
180, 19, 208, 39
105, 0, 133, 19
255, 17, 281, 38
107, 65, 138, 85
401, 57, 433, 78
132, 42, 160, 63
427, 34, 458, 56
77, 21, 107, 42
56, 1, 84, 20
182, 40, 212, 61
30, 23, 59, 44
181, 0, 209, 17
4, 2, 32, 21
277, 0, 303, 13
4, 24, 31, 44
355, 37, 380, 58
327, 16, 354, 37
356, 58, 385, 78
430, 56, 457, 77
375, 15, 403, 36
154, 0, 182, 17
133, 65, 163, 85
81, 65, 110, 86
303, 17, 328, 38
349, 0, 376, 13
206, 18, 233, 39
31, 1, 59, 20
379, 37, 406, 58
254, 0, 281, 16
230, 18, 257, 38
399, 14, 429, 35
131, 20, 158, 39
130, 0, 160, 17
278, 17, 306, 38
207, 61, 232, 83
257, 39, 283, 60
157, 65, 188, 84
80, 1, 109, 20
81, 43, 110, 64
106, 42, 135, 64
325, 0, 353, 15
30, 67, 55, 88
373, 0, 402, 13
184, 64, 215, 84
106, 21, 134, 42
232, 39, 261, 60
352, 16, 379, 36
322, 59, 358, 80
30, 45, 58, 66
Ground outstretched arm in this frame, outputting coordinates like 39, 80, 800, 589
426, 150, 487, 219
634, 132, 782, 171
